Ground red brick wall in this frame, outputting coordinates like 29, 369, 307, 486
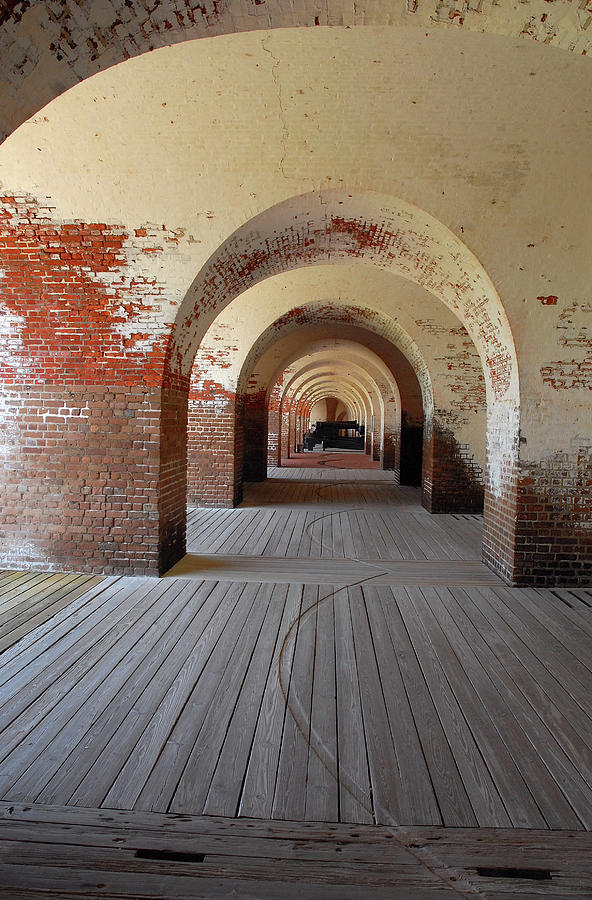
372, 415, 381, 462
242, 390, 267, 481
484, 447, 592, 586
482, 479, 519, 584
267, 382, 283, 466
0, 384, 163, 575
280, 407, 291, 461
2, 192, 588, 587
186, 371, 237, 508
382, 427, 400, 477
0, 194, 177, 575
160, 380, 188, 572
422, 419, 485, 514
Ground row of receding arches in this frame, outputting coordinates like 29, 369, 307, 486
0, 14, 590, 590
186, 312, 430, 507
154, 192, 510, 581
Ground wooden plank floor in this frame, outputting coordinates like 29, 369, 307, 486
0, 571, 104, 654
1, 468, 591, 896
187, 473, 483, 561
2, 802, 591, 899
0, 575, 590, 830
268, 462, 392, 480
166, 554, 501, 585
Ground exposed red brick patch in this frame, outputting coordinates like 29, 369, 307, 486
541, 359, 592, 390
0, 193, 172, 387
186, 364, 238, 507
538, 295, 558, 305
540, 300, 592, 390
0, 385, 162, 575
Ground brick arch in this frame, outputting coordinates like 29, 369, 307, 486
168, 191, 516, 404
186, 306, 421, 507
232, 313, 417, 485
308, 397, 354, 424
236, 300, 430, 415
277, 355, 386, 461
281, 355, 387, 417
166, 189, 517, 576
188, 334, 402, 500
1, 1, 588, 143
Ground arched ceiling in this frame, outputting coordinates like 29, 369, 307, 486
273, 342, 400, 415
1, 24, 589, 465
309, 397, 352, 424
2, 30, 589, 412
0, 1, 589, 142
192, 276, 485, 414
284, 365, 376, 421
249, 330, 409, 416
234, 302, 422, 411
171, 190, 516, 407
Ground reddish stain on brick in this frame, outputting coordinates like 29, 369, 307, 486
540, 299, 592, 390
541, 359, 592, 390
0, 194, 171, 387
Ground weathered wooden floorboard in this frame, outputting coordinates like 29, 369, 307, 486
0, 471, 590, 842
272, 584, 318, 821
422, 586, 588, 830
0, 574, 104, 654
99, 581, 243, 811
1, 802, 591, 899
450, 585, 592, 751
305, 590, 339, 823
348, 584, 406, 826
401, 585, 545, 828
0, 577, 154, 741
333, 584, 374, 825
238, 583, 303, 820
204, 583, 289, 818
169, 584, 276, 814
496, 586, 592, 672
34, 581, 221, 807
187, 474, 482, 562
382, 586, 479, 828
0, 577, 125, 684
473, 585, 592, 718
0, 573, 71, 617
133, 582, 261, 814
363, 587, 442, 825
8, 579, 209, 806
0, 580, 187, 801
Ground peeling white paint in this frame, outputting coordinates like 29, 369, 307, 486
486, 398, 520, 499
0, 307, 30, 377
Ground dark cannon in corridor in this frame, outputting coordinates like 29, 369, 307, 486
303, 420, 365, 451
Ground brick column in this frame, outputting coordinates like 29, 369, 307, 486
0, 384, 164, 576
267, 383, 283, 467
372, 414, 382, 462
483, 446, 592, 586
186, 373, 237, 507
280, 406, 291, 461
422, 419, 484, 514
242, 390, 268, 482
